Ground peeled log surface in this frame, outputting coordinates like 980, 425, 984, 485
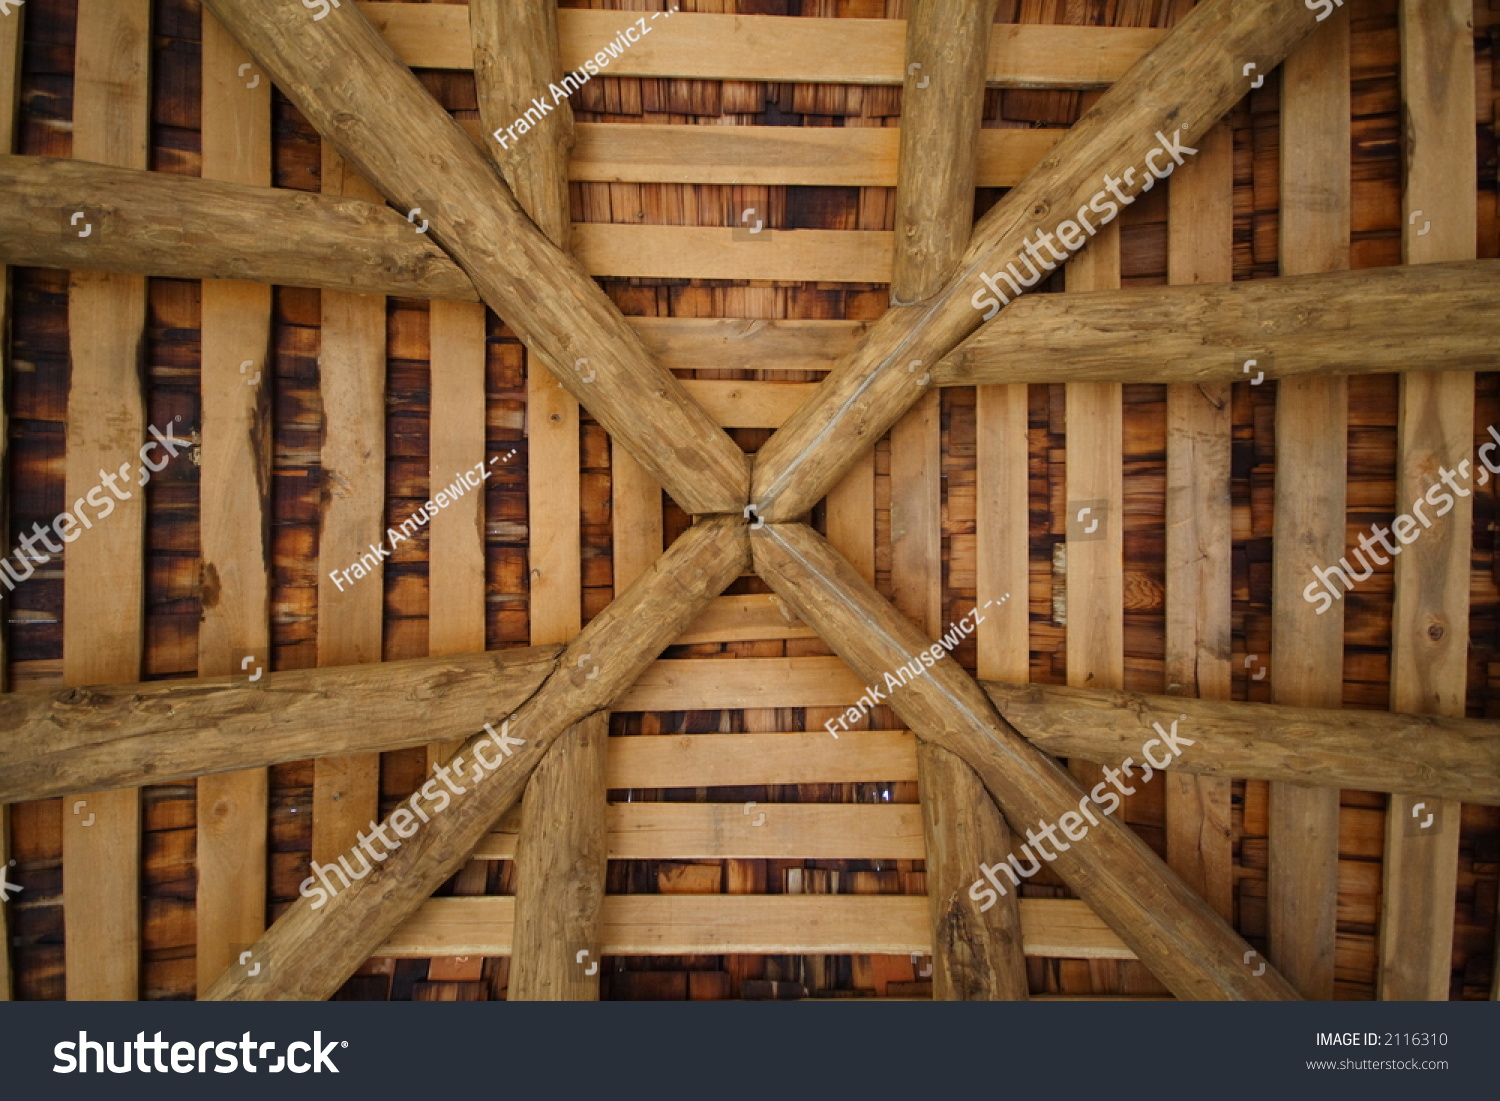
751, 0, 1326, 520
0, 646, 562, 804
932, 260, 1500, 386
203, 0, 747, 516
984, 682, 1500, 807
204, 516, 750, 1000
751, 522, 1299, 1001
0, 156, 476, 302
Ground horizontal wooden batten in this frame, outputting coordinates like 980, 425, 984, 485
607, 730, 918, 788
631, 317, 865, 374
378, 896, 1134, 959
680, 380, 816, 429
574, 224, 892, 284
614, 656, 867, 711
677, 593, 817, 644
363, 4, 1159, 86
474, 802, 925, 860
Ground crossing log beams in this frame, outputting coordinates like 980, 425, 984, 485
195, 11, 274, 994
1379, 0, 1477, 1002
750, 0, 1328, 522
471, 0, 603, 1001
1267, 6, 1349, 1001
0, 0, 17, 1002
888, 0, 1023, 1002
752, 523, 1299, 1000
1163, 121, 1235, 922
0, 646, 560, 804
981, 682, 1500, 807
204, 516, 748, 1000
202, 0, 747, 517
62, 0, 151, 1001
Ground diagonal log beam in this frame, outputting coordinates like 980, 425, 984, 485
931, 259, 1500, 386
203, 0, 747, 516
751, 522, 1299, 1001
0, 646, 561, 805
983, 682, 1500, 808
750, 0, 1327, 521
0, 156, 479, 303
204, 516, 749, 1000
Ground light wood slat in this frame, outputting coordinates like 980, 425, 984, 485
194, 11, 273, 996
611, 447, 661, 594
312, 149, 385, 867
1164, 121, 1234, 922
62, 0, 151, 1002
1268, 7, 1350, 1001
573, 224, 892, 284
677, 593, 815, 645
1379, 0, 1477, 1002
378, 896, 1134, 960
567, 122, 1061, 188
631, 317, 864, 375
526, 374, 582, 644
474, 802, 926, 861
605, 731, 918, 789
362, 3, 1160, 86
614, 655, 868, 711
0, 0, 22, 1004
679, 380, 817, 429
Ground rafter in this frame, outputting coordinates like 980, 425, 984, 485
750, 0, 1329, 521
201, 0, 748, 517
931, 260, 1500, 386
752, 522, 1299, 1001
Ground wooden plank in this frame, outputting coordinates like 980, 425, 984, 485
611, 448, 661, 595
1268, 7, 1350, 1001
194, 10, 273, 995
603, 731, 918, 789
1164, 121, 1235, 921
568, 122, 1061, 189
614, 656, 867, 712
205, 0, 749, 518
0, 0, 22, 1005
362, 4, 1161, 87
1379, 0, 1478, 1002
378, 896, 1135, 960
679, 380, 816, 430
751, 0, 1326, 522
629, 317, 864, 376
62, 0, 151, 1002
312, 147, 385, 869
572, 224, 892, 284
984, 683, 1500, 808
752, 523, 1298, 999
475, 802, 926, 861
676, 593, 816, 645
931, 259, 1500, 385
206, 517, 748, 1000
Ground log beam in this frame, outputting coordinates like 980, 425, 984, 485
752, 523, 1299, 1000
204, 516, 749, 1000
930, 260, 1500, 386
750, 0, 1327, 521
0, 647, 561, 805
203, 0, 747, 516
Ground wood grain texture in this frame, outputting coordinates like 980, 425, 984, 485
313, 147, 385, 869
601, 730, 919, 789
195, 9, 274, 995
572, 224, 893, 284
379, 896, 1134, 961
1268, 7, 1350, 1001
676, 593, 815, 645
205, 516, 748, 1000
62, 0, 151, 1002
203, 0, 747, 516
1379, 0, 1478, 1001
0, 647, 561, 804
1164, 122, 1234, 921
752, 524, 1299, 1000
752, 0, 1326, 521
931, 260, 1500, 385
